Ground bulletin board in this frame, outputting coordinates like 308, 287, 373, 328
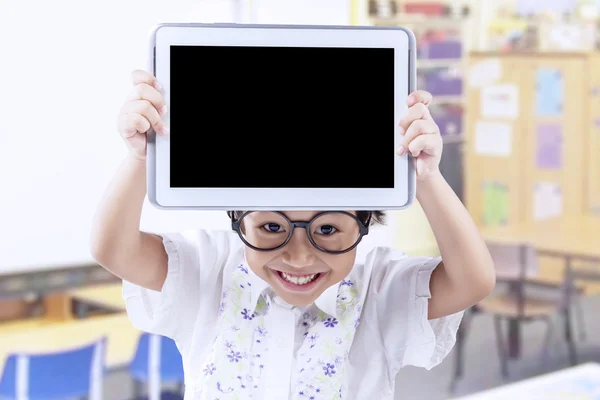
464, 54, 529, 229
522, 55, 588, 224
588, 54, 600, 216
465, 53, 593, 230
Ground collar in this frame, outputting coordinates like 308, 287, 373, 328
246, 264, 341, 319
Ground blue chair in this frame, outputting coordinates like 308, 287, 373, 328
0, 337, 106, 400
129, 333, 184, 400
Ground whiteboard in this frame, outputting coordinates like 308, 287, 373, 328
0, 0, 392, 275
249, 0, 350, 25
0, 0, 237, 275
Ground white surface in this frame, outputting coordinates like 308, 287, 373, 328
0, 0, 232, 275
468, 59, 502, 88
250, 0, 350, 25
455, 363, 600, 399
0, 0, 395, 275
152, 24, 413, 209
475, 121, 513, 157
533, 182, 563, 221
480, 84, 520, 120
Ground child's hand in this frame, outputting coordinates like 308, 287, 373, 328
396, 90, 443, 181
117, 70, 169, 160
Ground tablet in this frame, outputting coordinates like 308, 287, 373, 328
147, 23, 416, 210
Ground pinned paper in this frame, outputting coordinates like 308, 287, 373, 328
534, 182, 563, 221
536, 123, 562, 169
475, 121, 512, 156
468, 59, 502, 88
483, 181, 509, 226
536, 68, 564, 117
481, 84, 519, 119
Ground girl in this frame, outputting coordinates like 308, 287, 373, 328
90, 70, 495, 399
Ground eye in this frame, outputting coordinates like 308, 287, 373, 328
262, 223, 285, 233
314, 224, 337, 235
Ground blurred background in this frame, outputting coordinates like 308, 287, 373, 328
1, 0, 600, 399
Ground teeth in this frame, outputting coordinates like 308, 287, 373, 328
281, 272, 318, 285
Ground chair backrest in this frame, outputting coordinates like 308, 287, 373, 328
486, 241, 538, 281
0, 337, 106, 400
129, 333, 184, 400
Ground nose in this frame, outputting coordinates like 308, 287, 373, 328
282, 228, 316, 268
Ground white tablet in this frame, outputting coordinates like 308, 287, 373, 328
147, 23, 416, 210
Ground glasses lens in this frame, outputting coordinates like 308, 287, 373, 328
239, 212, 291, 250
309, 212, 361, 253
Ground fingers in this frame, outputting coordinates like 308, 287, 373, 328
397, 119, 439, 156
118, 113, 151, 139
121, 99, 168, 136
398, 102, 432, 134
407, 90, 433, 107
406, 133, 442, 158
131, 69, 162, 91
128, 83, 167, 116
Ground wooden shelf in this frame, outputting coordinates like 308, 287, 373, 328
432, 95, 464, 104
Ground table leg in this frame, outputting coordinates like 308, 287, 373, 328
507, 318, 521, 359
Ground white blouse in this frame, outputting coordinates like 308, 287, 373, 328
122, 229, 463, 399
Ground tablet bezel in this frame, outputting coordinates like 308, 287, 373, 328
147, 23, 417, 210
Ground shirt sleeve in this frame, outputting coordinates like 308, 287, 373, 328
370, 249, 464, 372
121, 229, 240, 343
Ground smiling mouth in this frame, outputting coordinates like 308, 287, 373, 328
279, 271, 320, 285
273, 270, 326, 291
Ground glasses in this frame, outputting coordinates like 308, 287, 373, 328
230, 211, 371, 254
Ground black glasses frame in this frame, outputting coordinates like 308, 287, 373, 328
230, 211, 372, 255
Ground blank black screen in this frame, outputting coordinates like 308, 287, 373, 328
169, 45, 395, 188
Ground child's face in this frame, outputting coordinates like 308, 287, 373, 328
243, 211, 358, 307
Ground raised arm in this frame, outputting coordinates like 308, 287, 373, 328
90, 70, 170, 291
398, 90, 496, 319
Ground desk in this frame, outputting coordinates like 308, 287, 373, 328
0, 313, 139, 373
454, 362, 600, 399
480, 218, 600, 263
69, 283, 125, 316
480, 217, 600, 363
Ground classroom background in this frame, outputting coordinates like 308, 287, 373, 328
2, 0, 600, 398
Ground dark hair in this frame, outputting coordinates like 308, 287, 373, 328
226, 211, 386, 226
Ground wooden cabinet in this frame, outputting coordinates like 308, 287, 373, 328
465, 52, 598, 231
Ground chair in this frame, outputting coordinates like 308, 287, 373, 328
0, 337, 106, 400
129, 333, 185, 400
449, 242, 582, 391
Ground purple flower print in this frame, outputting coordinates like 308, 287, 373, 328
241, 308, 256, 320
203, 363, 216, 376
324, 363, 336, 377
324, 317, 338, 328
354, 318, 360, 328
224, 341, 234, 349
218, 302, 226, 315
341, 279, 353, 286
238, 265, 249, 274
217, 382, 234, 393
256, 326, 268, 336
308, 334, 318, 349
228, 351, 242, 363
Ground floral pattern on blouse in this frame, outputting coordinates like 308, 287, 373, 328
198, 263, 362, 399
